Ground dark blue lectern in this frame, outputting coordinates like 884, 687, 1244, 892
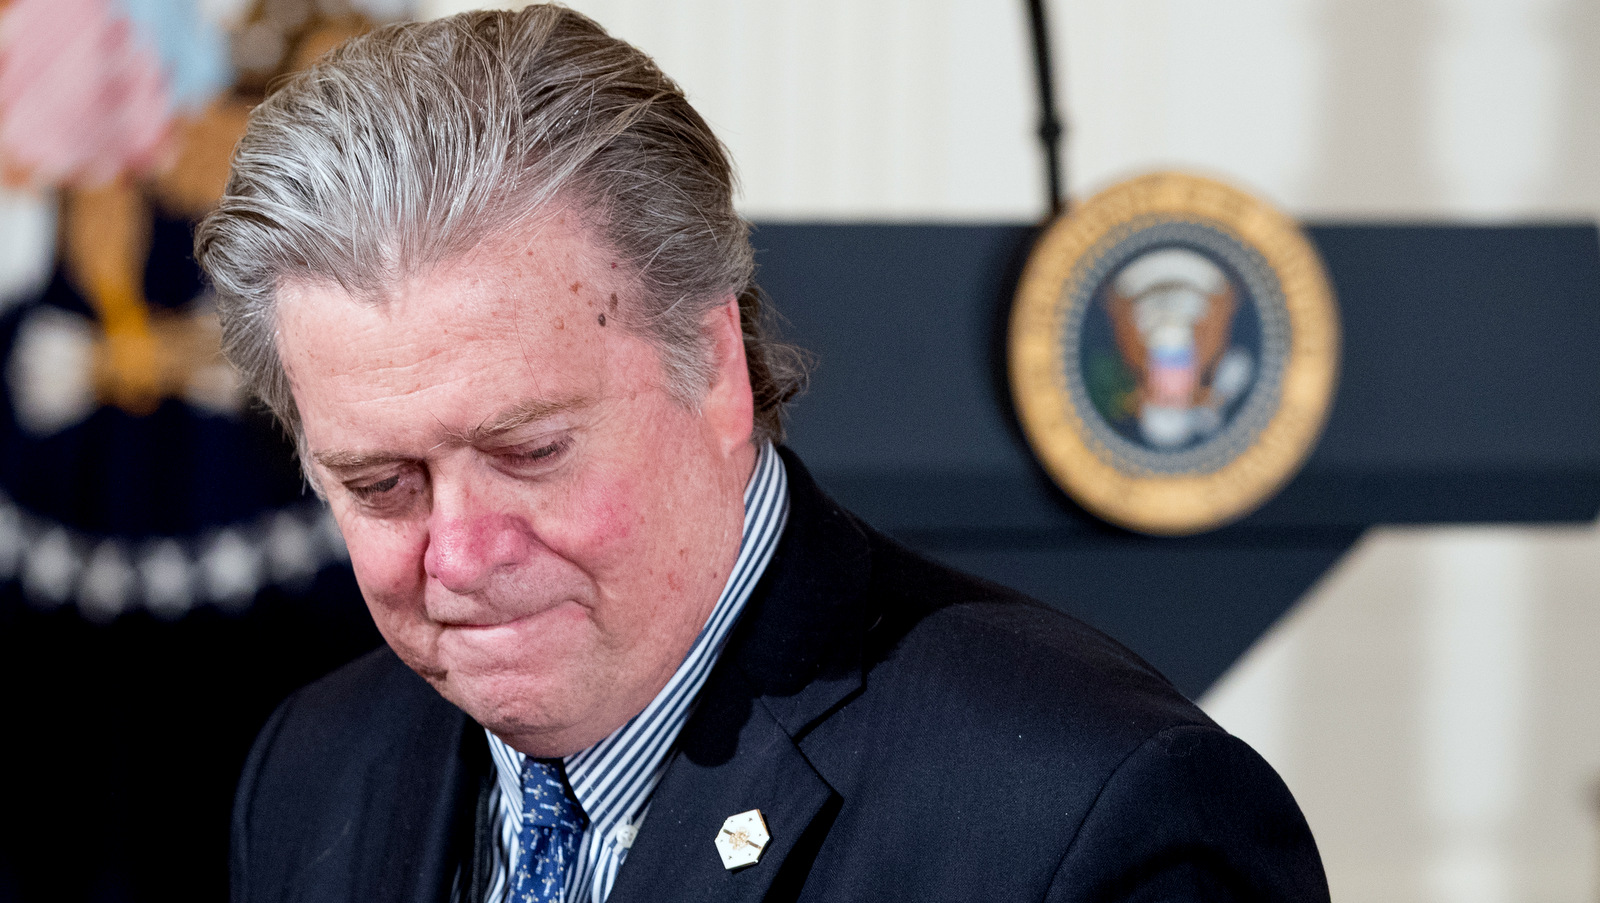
758, 223, 1600, 697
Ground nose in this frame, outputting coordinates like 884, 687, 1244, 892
424, 498, 536, 596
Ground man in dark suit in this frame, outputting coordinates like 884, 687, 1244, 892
197, 6, 1329, 902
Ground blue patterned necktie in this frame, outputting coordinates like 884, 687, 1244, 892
511, 758, 587, 903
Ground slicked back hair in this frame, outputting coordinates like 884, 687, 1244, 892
195, 5, 805, 450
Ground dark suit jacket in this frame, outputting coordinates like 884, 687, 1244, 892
233, 450, 1329, 902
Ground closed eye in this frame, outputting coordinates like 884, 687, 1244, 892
339, 467, 426, 517
518, 440, 567, 461
350, 474, 401, 498
494, 435, 574, 475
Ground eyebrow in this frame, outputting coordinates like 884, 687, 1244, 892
310, 450, 409, 471
310, 394, 593, 471
445, 394, 593, 444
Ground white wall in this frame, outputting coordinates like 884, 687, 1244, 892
7, 0, 1598, 897
420, 0, 1600, 223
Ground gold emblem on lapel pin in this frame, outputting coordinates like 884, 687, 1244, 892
715, 809, 770, 870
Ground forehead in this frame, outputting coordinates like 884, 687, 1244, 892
274, 215, 649, 445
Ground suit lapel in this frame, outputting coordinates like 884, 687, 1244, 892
605, 449, 875, 903
600, 666, 836, 903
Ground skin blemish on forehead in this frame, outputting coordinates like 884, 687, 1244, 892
555, 317, 565, 330
570, 281, 582, 293
598, 313, 607, 326
608, 293, 618, 312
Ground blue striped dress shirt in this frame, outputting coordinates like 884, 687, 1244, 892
478, 441, 789, 903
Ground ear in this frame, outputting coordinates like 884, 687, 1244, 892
699, 295, 755, 456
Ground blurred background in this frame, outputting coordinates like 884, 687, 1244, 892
1, 1, 1597, 901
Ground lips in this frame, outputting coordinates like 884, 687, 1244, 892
440, 616, 527, 630
434, 597, 574, 629
437, 609, 531, 629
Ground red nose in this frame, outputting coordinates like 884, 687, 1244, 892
424, 513, 535, 595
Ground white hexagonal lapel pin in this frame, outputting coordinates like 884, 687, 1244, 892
715, 809, 770, 870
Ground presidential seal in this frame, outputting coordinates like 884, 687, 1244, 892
1008, 172, 1339, 535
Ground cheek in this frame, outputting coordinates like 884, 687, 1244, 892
340, 519, 429, 616
539, 469, 641, 567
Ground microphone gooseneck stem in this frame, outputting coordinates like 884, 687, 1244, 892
1026, 0, 1067, 217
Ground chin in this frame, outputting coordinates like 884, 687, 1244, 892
438, 661, 580, 740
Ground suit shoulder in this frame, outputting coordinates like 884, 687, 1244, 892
784, 531, 1324, 898
1046, 724, 1330, 901
251, 645, 461, 776
844, 531, 1215, 769
232, 650, 474, 902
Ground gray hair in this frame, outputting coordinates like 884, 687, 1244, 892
195, 5, 806, 449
